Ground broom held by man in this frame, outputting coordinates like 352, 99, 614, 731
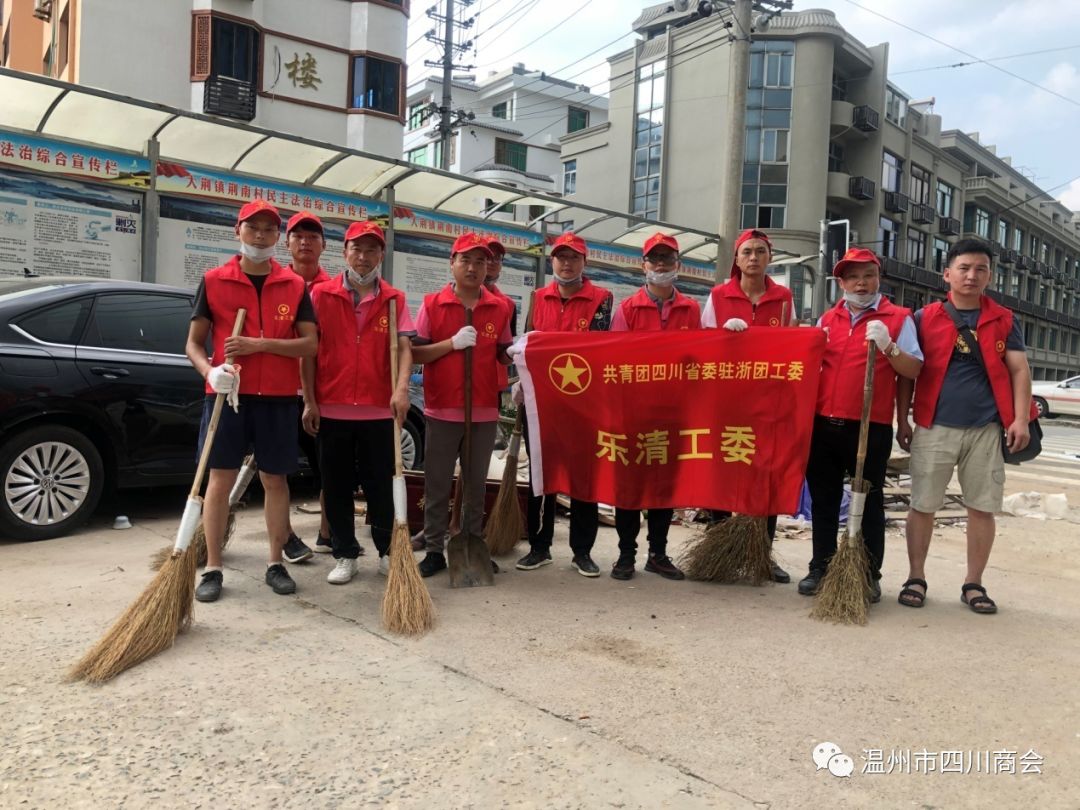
185, 200, 318, 603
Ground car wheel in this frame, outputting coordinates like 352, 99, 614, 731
402, 416, 424, 471
0, 425, 105, 541
1033, 396, 1050, 419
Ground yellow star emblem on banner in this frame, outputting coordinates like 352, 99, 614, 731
548, 353, 591, 395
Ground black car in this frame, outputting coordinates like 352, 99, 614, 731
0, 277, 425, 541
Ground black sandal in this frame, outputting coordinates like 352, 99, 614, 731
961, 583, 997, 614
898, 578, 928, 608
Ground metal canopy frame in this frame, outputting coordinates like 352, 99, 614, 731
0, 68, 724, 264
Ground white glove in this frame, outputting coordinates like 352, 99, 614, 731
722, 318, 748, 332
207, 363, 236, 394
512, 381, 524, 405
226, 366, 241, 413
450, 325, 477, 350
506, 337, 526, 358
865, 320, 892, 351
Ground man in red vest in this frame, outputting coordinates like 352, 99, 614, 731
702, 227, 796, 582
484, 237, 519, 337
411, 232, 514, 577
897, 238, 1031, 614
608, 233, 700, 580
797, 247, 923, 603
513, 232, 613, 577
185, 200, 318, 602
283, 211, 332, 562
301, 221, 415, 584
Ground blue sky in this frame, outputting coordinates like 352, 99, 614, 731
407, 0, 1080, 209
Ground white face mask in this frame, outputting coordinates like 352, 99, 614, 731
239, 242, 276, 262
843, 290, 877, 308
348, 266, 379, 287
646, 270, 678, 287
555, 272, 583, 287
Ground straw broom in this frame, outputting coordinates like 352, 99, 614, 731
810, 342, 877, 625
148, 453, 255, 571
680, 514, 772, 585
381, 305, 435, 635
483, 292, 533, 556
484, 408, 524, 556
70, 310, 247, 683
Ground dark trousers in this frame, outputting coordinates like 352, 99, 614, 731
711, 511, 778, 541
521, 406, 598, 555
318, 417, 394, 560
614, 508, 674, 558
805, 416, 893, 579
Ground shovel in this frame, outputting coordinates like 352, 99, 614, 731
447, 308, 494, 588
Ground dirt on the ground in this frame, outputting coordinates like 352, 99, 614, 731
2, 486, 1078, 808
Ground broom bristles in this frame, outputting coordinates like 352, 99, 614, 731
69, 545, 198, 683
809, 533, 871, 625
149, 512, 235, 571
381, 520, 436, 636
485, 438, 523, 556
679, 514, 772, 585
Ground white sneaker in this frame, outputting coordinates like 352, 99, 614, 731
378, 554, 390, 577
327, 558, 357, 584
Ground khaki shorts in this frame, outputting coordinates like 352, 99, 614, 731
909, 423, 1006, 514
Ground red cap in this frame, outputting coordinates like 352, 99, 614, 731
730, 228, 773, 278
286, 211, 323, 234
833, 246, 881, 278
451, 232, 494, 258
236, 199, 281, 226
550, 232, 588, 257
643, 232, 680, 257
486, 238, 506, 258
344, 220, 386, 247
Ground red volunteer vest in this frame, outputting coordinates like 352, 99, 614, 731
913, 295, 1026, 429
422, 285, 510, 413
532, 278, 611, 333
709, 276, 793, 327
203, 257, 306, 396
486, 282, 516, 389
619, 286, 701, 331
310, 279, 406, 408
817, 296, 911, 425
287, 264, 331, 292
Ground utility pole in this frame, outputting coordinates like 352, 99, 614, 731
714, 0, 793, 282
424, 0, 476, 171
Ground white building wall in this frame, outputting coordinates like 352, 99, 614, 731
77, 0, 192, 109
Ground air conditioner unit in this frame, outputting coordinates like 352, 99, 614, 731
33, 0, 53, 21
541, 133, 558, 146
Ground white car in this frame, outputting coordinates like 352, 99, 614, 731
1032, 375, 1080, 418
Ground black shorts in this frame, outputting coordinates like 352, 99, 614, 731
197, 395, 299, 475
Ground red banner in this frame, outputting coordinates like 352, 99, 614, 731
515, 329, 826, 515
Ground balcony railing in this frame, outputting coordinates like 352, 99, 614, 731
884, 191, 909, 214
1015, 254, 1031, 270
852, 104, 880, 132
204, 76, 257, 122
910, 202, 935, 224
999, 248, 1016, 264
938, 216, 961, 236
848, 176, 876, 201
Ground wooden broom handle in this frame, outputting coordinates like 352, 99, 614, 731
389, 304, 404, 477
190, 308, 247, 499
853, 340, 877, 487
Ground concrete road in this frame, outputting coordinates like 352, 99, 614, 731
2, 470, 1079, 808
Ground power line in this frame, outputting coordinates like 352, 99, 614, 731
839, 0, 1080, 108
474, 3, 592, 68
890, 44, 1080, 77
